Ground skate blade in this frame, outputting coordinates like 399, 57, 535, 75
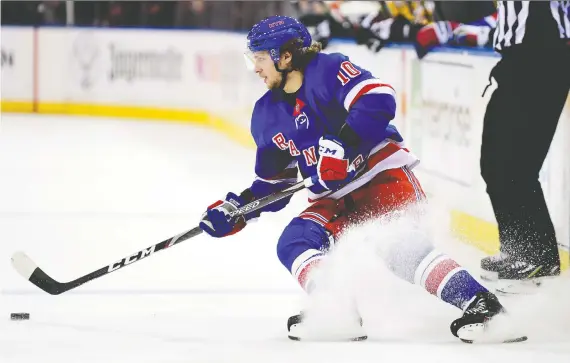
457, 322, 527, 344
288, 334, 368, 342
460, 335, 528, 344
495, 278, 544, 295
480, 269, 498, 282
287, 320, 367, 342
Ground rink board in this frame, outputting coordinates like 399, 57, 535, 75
1, 26, 568, 269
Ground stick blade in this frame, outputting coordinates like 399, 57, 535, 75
11, 251, 38, 280
11, 251, 64, 295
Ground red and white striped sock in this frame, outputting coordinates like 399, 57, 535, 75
291, 249, 325, 293
414, 250, 487, 309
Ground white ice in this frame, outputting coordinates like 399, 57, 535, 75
0, 114, 568, 363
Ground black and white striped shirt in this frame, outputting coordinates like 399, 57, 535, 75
494, 1, 570, 51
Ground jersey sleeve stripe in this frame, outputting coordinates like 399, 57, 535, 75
343, 79, 396, 111
255, 176, 298, 184
254, 161, 298, 184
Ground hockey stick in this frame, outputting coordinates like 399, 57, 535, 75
11, 178, 314, 295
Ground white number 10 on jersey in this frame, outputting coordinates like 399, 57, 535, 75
337, 61, 362, 86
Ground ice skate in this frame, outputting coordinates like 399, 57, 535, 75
287, 312, 368, 342
495, 259, 560, 295
450, 291, 527, 343
480, 252, 510, 282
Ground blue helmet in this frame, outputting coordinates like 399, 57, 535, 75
247, 15, 312, 63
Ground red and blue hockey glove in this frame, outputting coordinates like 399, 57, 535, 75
199, 192, 247, 238
451, 25, 492, 48
314, 135, 357, 192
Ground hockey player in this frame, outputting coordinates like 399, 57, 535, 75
198, 15, 525, 343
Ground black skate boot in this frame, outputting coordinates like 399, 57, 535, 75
480, 252, 510, 282
450, 291, 527, 344
495, 258, 560, 295
287, 312, 367, 341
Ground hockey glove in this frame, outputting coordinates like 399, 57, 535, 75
314, 135, 357, 192
199, 192, 247, 238
354, 15, 389, 53
451, 25, 492, 48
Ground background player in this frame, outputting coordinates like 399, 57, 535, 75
199, 15, 525, 344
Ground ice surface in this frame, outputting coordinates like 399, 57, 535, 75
0, 114, 568, 363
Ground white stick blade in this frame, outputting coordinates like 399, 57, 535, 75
11, 251, 38, 279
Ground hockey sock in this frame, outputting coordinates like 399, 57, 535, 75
291, 249, 325, 293
414, 250, 488, 310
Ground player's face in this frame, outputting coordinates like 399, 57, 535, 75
250, 51, 282, 90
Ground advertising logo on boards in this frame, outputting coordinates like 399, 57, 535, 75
1, 48, 14, 68
72, 31, 184, 89
108, 44, 183, 83
71, 31, 101, 90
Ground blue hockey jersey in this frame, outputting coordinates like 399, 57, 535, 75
248, 52, 418, 204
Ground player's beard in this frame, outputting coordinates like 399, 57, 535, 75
267, 73, 283, 91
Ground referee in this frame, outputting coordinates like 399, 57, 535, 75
480, 1, 570, 294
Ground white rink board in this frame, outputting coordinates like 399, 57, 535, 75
1, 26, 569, 254
403, 50, 570, 254
36, 28, 267, 116
1, 27, 34, 101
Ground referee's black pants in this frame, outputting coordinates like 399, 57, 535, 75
480, 45, 570, 266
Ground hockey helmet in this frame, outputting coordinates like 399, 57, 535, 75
244, 15, 312, 70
